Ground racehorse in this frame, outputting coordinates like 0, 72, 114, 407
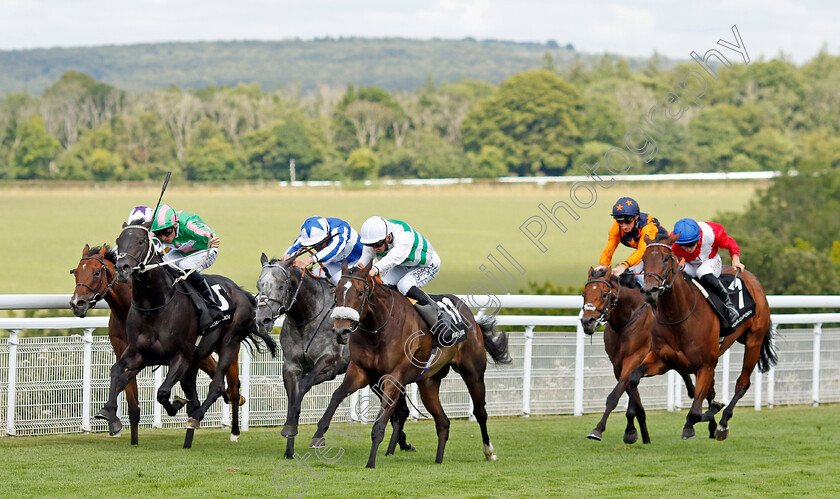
95, 223, 277, 442
71, 244, 244, 444
255, 254, 415, 459
581, 267, 712, 443
311, 261, 512, 468
626, 233, 776, 440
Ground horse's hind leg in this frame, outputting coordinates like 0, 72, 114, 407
417, 377, 451, 464
386, 394, 414, 455
189, 343, 240, 427
157, 355, 191, 418
459, 366, 497, 461
197, 354, 230, 404
224, 347, 244, 406
716, 338, 762, 440
125, 378, 141, 445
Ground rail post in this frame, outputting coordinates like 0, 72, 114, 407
81, 328, 94, 432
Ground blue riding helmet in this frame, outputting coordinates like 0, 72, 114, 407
299, 216, 330, 246
611, 197, 640, 218
673, 218, 701, 245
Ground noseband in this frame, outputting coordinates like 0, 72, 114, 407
643, 242, 678, 293
115, 225, 157, 271
330, 273, 393, 334
582, 278, 619, 325
257, 264, 307, 323
75, 255, 118, 308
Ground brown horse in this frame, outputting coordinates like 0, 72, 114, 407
310, 261, 511, 468
626, 233, 776, 440
581, 267, 707, 444
70, 244, 245, 444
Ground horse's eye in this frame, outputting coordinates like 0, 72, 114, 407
602, 292, 609, 300
94, 269, 101, 276
358, 291, 363, 297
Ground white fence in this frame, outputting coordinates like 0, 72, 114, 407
1, 294, 840, 437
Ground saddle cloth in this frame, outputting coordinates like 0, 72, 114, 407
429, 293, 470, 348
690, 273, 756, 337
169, 269, 235, 335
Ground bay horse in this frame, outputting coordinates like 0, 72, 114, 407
255, 254, 415, 459
311, 261, 512, 469
71, 244, 244, 444
581, 267, 708, 444
95, 223, 277, 442
626, 233, 776, 440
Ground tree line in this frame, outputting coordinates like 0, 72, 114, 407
0, 48, 839, 183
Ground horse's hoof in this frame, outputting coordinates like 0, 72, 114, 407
110, 430, 122, 438
403, 444, 416, 452
715, 425, 729, 441
186, 418, 201, 429
483, 442, 497, 461
310, 437, 326, 449
173, 396, 189, 405
586, 430, 603, 441
681, 428, 695, 439
485, 454, 498, 462
230, 433, 240, 442
109, 420, 124, 436
623, 429, 638, 445
281, 425, 298, 438
238, 396, 246, 407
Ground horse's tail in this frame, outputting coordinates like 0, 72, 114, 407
477, 315, 512, 365
757, 323, 778, 373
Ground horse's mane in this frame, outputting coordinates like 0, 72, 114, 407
590, 268, 609, 279
87, 245, 116, 264
618, 271, 640, 289
653, 232, 671, 243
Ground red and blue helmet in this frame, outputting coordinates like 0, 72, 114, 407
611, 197, 640, 218
673, 218, 701, 245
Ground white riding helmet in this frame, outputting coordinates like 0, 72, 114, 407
299, 216, 330, 246
360, 216, 390, 245
127, 206, 152, 225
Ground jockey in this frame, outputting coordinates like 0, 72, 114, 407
671, 218, 743, 324
596, 197, 667, 283
281, 216, 363, 285
357, 216, 455, 338
150, 204, 224, 325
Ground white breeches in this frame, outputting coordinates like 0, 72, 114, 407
164, 248, 218, 272
683, 253, 721, 279
382, 252, 441, 295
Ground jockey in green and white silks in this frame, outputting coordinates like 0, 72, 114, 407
357, 216, 455, 339
150, 204, 224, 325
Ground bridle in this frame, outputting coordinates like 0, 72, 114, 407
582, 277, 620, 325
74, 254, 119, 308
256, 264, 308, 324
115, 224, 157, 271
643, 242, 679, 293
331, 273, 394, 335
643, 242, 697, 326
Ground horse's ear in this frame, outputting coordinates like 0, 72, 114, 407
643, 234, 652, 244
361, 259, 373, 275
98, 245, 107, 257
82, 244, 90, 257
341, 259, 348, 275
260, 253, 268, 266
668, 233, 680, 245
588, 266, 594, 277
122, 222, 127, 229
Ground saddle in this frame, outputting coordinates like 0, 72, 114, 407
690, 273, 756, 337
168, 268, 235, 335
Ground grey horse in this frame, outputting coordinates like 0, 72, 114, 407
255, 253, 414, 459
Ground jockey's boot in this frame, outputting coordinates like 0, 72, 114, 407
406, 286, 456, 344
700, 274, 739, 325
187, 271, 225, 325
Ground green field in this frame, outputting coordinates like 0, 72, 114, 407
0, 181, 761, 295
1, 405, 838, 498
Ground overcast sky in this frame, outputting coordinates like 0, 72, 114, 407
0, 0, 835, 64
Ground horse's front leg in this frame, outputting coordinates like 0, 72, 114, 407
284, 354, 343, 439
95, 348, 144, 436
310, 363, 369, 449
366, 375, 408, 469
683, 365, 715, 439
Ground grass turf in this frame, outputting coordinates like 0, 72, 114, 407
1, 404, 838, 498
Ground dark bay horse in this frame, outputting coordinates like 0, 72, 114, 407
581, 267, 705, 444
255, 254, 415, 459
626, 233, 776, 440
96, 224, 277, 442
311, 261, 512, 468
71, 244, 244, 444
